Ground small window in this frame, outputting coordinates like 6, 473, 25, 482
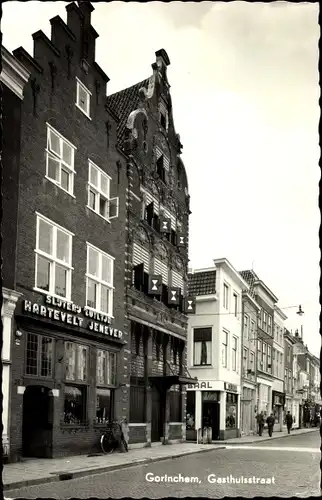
46, 125, 76, 195
76, 78, 91, 117
64, 385, 87, 425
95, 388, 113, 424
96, 349, 116, 386
223, 283, 229, 309
25, 333, 54, 377
193, 328, 212, 366
233, 292, 238, 317
86, 243, 114, 317
87, 161, 119, 221
65, 342, 89, 382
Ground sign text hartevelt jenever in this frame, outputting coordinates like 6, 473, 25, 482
23, 295, 123, 340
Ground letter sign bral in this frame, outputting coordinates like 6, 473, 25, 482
160, 217, 171, 233
177, 233, 186, 247
184, 296, 196, 314
168, 287, 180, 305
148, 274, 162, 295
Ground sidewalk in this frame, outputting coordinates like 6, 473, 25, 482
4, 427, 318, 491
3, 442, 225, 491
217, 426, 318, 445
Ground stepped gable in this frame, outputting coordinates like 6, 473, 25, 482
188, 271, 216, 297
106, 78, 150, 146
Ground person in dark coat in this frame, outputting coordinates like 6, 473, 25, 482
267, 413, 275, 437
256, 412, 265, 436
285, 411, 293, 434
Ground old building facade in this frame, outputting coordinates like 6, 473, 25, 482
187, 259, 248, 440
106, 48, 194, 446
8, 2, 128, 461
1, 46, 30, 459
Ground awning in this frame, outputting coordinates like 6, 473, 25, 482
149, 375, 198, 391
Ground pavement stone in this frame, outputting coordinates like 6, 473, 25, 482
3, 427, 317, 491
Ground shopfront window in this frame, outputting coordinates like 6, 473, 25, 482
25, 333, 54, 377
65, 342, 89, 382
95, 388, 113, 424
97, 349, 116, 385
169, 387, 181, 422
225, 393, 237, 429
63, 385, 87, 424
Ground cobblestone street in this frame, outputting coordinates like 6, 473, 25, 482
5, 430, 320, 498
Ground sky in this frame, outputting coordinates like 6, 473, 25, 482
2, 1, 320, 356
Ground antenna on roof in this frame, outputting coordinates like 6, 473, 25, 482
251, 260, 255, 271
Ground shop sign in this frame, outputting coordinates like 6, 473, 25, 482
203, 391, 219, 401
187, 381, 213, 390
224, 382, 238, 393
23, 296, 123, 340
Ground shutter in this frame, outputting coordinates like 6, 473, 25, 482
155, 146, 163, 161
133, 243, 150, 272
172, 270, 184, 290
163, 155, 170, 172
154, 258, 168, 284
141, 188, 159, 215
162, 207, 176, 230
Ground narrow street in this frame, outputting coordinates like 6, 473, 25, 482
6, 430, 320, 498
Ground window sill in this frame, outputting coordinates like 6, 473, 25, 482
75, 102, 92, 120
193, 364, 212, 368
33, 287, 72, 303
86, 205, 111, 224
45, 176, 76, 198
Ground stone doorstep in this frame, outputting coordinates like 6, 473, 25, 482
4, 446, 225, 491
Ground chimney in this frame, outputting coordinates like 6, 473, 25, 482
295, 329, 299, 337
154, 49, 170, 80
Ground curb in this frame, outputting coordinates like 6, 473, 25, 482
4, 446, 226, 491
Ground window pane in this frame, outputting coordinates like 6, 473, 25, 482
55, 264, 67, 297
87, 278, 97, 309
62, 142, 72, 166
36, 255, 50, 291
101, 255, 112, 284
56, 230, 70, 263
100, 285, 110, 314
47, 154, 60, 181
38, 219, 53, 255
41, 337, 53, 377
96, 350, 105, 385
96, 388, 112, 424
65, 342, 76, 380
100, 174, 109, 196
64, 385, 85, 424
90, 164, 98, 187
109, 352, 116, 385
77, 345, 88, 382
99, 196, 108, 218
49, 129, 61, 156
88, 247, 99, 276
26, 333, 38, 375
61, 168, 70, 191
78, 85, 88, 110
89, 190, 96, 210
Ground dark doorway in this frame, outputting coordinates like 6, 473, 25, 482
22, 385, 53, 458
202, 401, 220, 440
151, 386, 164, 442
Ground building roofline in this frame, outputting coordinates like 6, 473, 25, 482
274, 305, 288, 320
242, 290, 261, 311
213, 258, 249, 290
253, 279, 279, 303
1, 46, 30, 99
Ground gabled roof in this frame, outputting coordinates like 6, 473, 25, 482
106, 78, 149, 145
188, 271, 216, 297
240, 269, 278, 303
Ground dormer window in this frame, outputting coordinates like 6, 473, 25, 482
76, 78, 91, 118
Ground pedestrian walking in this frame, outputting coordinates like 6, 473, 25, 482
266, 413, 275, 437
285, 411, 293, 434
256, 411, 265, 436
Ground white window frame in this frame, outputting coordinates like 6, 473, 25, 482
262, 310, 267, 330
85, 243, 115, 318
87, 160, 119, 222
244, 314, 249, 340
45, 123, 76, 197
232, 336, 238, 372
268, 314, 272, 333
243, 347, 248, 373
221, 330, 229, 367
34, 212, 74, 301
223, 283, 229, 310
76, 77, 91, 118
233, 292, 238, 317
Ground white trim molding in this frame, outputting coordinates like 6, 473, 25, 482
0, 46, 30, 100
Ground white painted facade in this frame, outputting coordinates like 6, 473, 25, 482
1, 48, 29, 458
272, 307, 287, 431
187, 259, 248, 439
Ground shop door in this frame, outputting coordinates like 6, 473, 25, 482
151, 387, 163, 442
22, 386, 53, 458
203, 401, 220, 440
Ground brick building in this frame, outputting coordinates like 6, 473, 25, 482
7, 2, 128, 461
1, 46, 30, 459
106, 48, 195, 446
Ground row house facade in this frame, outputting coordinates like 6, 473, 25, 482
187, 259, 249, 440
240, 271, 285, 431
283, 328, 299, 428
1, 46, 30, 460
105, 48, 196, 446
6, 2, 129, 461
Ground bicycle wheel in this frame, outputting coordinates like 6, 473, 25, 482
100, 432, 115, 454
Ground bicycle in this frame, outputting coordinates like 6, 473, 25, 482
100, 421, 129, 454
